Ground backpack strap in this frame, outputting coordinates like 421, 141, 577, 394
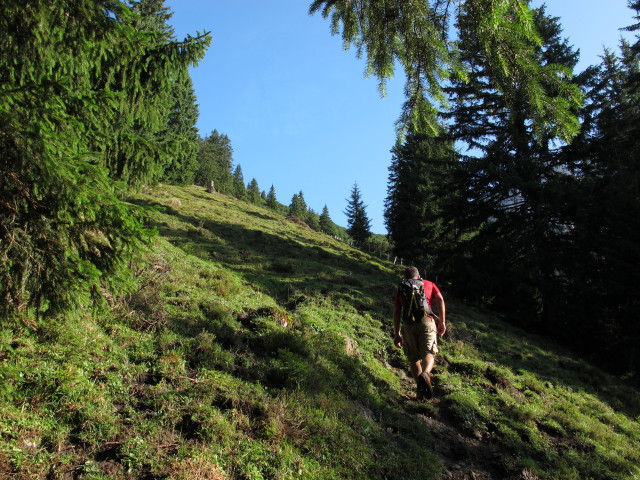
400, 279, 427, 322
407, 288, 421, 321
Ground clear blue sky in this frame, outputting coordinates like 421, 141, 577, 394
164, 0, 636, 234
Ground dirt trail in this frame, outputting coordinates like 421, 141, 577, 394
396, 370, 510, 480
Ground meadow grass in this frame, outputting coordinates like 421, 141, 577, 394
1, 184, 638, 479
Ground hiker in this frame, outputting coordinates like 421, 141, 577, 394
393, 266, 446, 399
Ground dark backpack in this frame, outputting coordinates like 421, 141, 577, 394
399, 278, 434, 322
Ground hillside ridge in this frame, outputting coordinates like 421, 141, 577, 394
1, 184, 638, 480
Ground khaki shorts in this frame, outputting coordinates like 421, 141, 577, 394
402, 316, 438, 363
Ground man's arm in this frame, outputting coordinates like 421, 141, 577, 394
433, 291, 446, 336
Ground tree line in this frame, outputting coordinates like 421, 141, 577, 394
194, 129, 344, 237
383, 4, 640, 377
195, 129, 389, 254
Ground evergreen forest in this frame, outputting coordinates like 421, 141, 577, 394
1, 1, 640, 479
384, 4, 640, 377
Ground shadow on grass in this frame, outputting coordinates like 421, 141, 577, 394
132, 197, 392, 309
445, 303, 640, 418
127, 197, 449, 478
135, 196, 640, 416
166, 300, 440, 479
130, 194, 639, 479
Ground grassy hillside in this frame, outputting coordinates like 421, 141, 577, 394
1, 184, 639, 480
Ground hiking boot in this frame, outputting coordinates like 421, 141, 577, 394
420, 372, 434, 399
416, 373, 428, 400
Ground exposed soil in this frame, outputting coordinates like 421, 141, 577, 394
395, 368, 518, 480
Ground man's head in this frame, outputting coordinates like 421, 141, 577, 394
404, 266, 420, 279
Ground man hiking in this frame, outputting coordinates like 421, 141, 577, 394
393, 266, 447, 399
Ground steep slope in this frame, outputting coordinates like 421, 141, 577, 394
1, 185, 638, 480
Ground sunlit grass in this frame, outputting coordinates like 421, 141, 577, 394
1, 184, 638, 479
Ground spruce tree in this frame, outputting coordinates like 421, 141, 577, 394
0, 0, 209, 315
319, 205, 336, 236
305, 209, 321, 231
232, 165, 247, 200
266, 185, 278, 210
344, 183, 372, 245
442, 6, 580, 324
289, 191, 307, 218
161, 74, 200, 185
310, 0, 581, 141
195, 130, 234, 193
558, 25, 640, 372
384, 130, 458, 270
98, 0, 209, 186
247, 178, 261, 204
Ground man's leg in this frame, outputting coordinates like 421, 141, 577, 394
403, 323, 435, 398
409, 354, 435, 399
409, 360, 421, 382
412, 354, 434, 398
422, 354, 435, 375
408, 360, 424, 398
410, 353, 434, 380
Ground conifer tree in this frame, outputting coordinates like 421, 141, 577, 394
442, 6, 580, 323
128, 0, 205, 188
247, 178, 261, 204
195, 130, 234, 193
557, 20, 640, 372
0, 0, 210, 315
310, 0, 581, 141
161, 74, 200, 185
99, 0, 209, 186
297, 191, 308, 214
384, 130, 458, 270
232, 165, 247, 200
344, 183, 372, 245
266, 185, 278, 210
289, 191, 307, 218
305, 209, 321, 231
319, 205, 336, 236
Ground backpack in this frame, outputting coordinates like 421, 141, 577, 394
399, 278, 434, 322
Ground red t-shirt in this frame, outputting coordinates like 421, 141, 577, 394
394, 279, 440, 310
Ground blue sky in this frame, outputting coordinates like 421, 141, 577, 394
164, 0, 636, 234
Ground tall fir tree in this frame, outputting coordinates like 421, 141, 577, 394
161, 74, 200, 185
266, 185, 278, 210
233, 165, 247, 200
384, 130, 458, 272
247, 178, 261, 204
441, 6, 580, 325
195, 130, 234, 193
558, 23, 640, 373
319, 205, 336, 236
0, 0, 209, 316
305, 209, 321, 231
99, 0, 209, 186
344, 183, 372, 245
289, 191, 307, 218
232, 165, 247, 200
